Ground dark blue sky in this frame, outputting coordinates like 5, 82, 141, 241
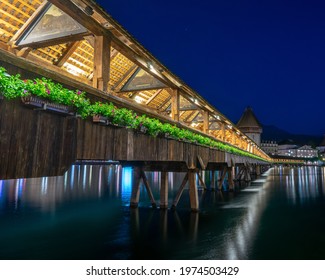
97, 0, 325, 135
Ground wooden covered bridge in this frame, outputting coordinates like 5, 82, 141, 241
0, 0, 271, 210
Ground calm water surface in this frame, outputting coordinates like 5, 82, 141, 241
0, 165, 325, 259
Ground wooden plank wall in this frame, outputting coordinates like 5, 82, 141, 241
0, 99, 77, 179
0, 98, 248, 179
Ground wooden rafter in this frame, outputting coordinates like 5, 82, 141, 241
157, 96, 171, 111
184, 111, 199, 122
54, 41, 81, 67
146, 89, 163, 105
112, 64, 137, 91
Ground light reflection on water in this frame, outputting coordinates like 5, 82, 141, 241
0, 165, 325, 259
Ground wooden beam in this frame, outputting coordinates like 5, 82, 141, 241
130, 167, 141, 208
171, 173, 188, 209
218, 166, 227, 190
17, 32, 89, 49
197, 171, 207, 190
228, 167, 235, 191
170, 88, 180, 121
221, 123, 226, 141
55, 41, 81, 67
111, 39, 174, 88
112, 65, 137, 91
93, 35, 111, 92
160, 171, 169, 209
157, 96, 171, 111
179, 105, 198, 111
210, 171, 216, 190
146, 89, 163, 105
184, 111, 199, 122
202, 110, 209, 134
188, 170, 199, 212
140, 170, 157, 208
16, 47, 31, 58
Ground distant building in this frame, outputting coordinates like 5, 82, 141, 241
296, 145, 318, 158
277, 139, 298, 157
261, 141, 278, 155
276, 140, 318, 158
237, 107, 263, 146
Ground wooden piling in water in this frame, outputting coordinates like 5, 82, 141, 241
160, 171, 169, 209
188, 169, 199, 212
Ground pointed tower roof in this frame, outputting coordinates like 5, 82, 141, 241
237, 106, 262, 129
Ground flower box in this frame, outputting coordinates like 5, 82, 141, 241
92, 115, 125, 128
136, 125, 148, 134
92, 115, 112, 125
21, 95, 75, 116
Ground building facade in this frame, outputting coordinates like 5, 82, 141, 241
261, 141, 278, 155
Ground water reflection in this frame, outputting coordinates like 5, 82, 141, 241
276, 166, 324, 205
1, 165, 325, 259
200, 169, 273, 259
0, 165, 124, 213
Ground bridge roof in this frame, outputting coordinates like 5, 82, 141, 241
0, 0, 270, 161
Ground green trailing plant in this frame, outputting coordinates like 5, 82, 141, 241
0, 66, 269, 162
90, 102, 116, 119
0, 68, 25, 98
0, 68, 90, 118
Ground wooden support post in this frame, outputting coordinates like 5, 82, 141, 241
221, 123, 226, 142
188, 170, 199, 212
228, 167, 235, 191
244, 164, 251, 182
232, 131, 236, 146
197, 171, 207, 190
235, 166, 245, 181
140, 170, 157, 208
130, 167, 141, 208
93, 35, 111, 92
210, 170, 216, 190
172, 173, 189, 209
160, 171, 169, 209
218, 166, 228, 190
202, 110, 209, 134
170, 89, 180, 121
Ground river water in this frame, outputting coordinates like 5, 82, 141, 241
0, 165, 325, 260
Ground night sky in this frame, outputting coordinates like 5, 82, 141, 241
97, 0, 325, 136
